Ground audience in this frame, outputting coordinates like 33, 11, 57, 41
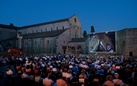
0, 54, 137, 86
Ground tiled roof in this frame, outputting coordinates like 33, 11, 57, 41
0, 17, 69, 30
0, 36, 18, 42
0, 14, 75, 30
0, 24, 19, 30
0, 29, 67, 41
19, 18, 69, 29
23, 29, 67, 39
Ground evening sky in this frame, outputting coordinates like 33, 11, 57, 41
0, 0, 137, 33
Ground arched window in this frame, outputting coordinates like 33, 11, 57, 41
45, 28, 47, 32
56, 27, 58, 30
74, 18, 77, 23
51, 27, 52, 31
47, 40, 49, 44
62, 26, 64, 30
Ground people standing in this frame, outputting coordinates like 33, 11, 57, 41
5, 66, 13, 86
103, 75, 115, 86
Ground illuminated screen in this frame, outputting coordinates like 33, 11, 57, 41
89, 31, 115, 53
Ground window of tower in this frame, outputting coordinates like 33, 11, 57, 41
74, 18, 77, 23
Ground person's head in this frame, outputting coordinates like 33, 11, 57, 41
106, 75, 113, 81
35, 71, 41, 76
121, 83, 128, 86
67, 69, 72, 73
114, 73, 119, 79
81, 68, 85, 74
63, 68, 67, 72
57, 73, 62, 79
7, 66, 11, 71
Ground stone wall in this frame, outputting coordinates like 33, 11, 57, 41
117, 28, 137, 57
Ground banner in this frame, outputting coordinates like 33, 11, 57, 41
89, 31, 115, 53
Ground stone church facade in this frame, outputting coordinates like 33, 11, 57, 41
20, 14, 85, 54
0, 14, 86, 55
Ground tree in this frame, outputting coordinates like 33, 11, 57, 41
83, 30, 87, 38
9, 23, 14, 27
91, 26, 95, 34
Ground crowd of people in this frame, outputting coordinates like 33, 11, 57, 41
0, 54, 137, 86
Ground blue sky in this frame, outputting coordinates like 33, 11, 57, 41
0, 0, 137, 33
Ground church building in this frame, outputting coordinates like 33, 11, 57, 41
0, 14, 87, 55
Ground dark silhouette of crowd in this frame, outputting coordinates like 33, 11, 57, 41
0, 54, 137, 86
